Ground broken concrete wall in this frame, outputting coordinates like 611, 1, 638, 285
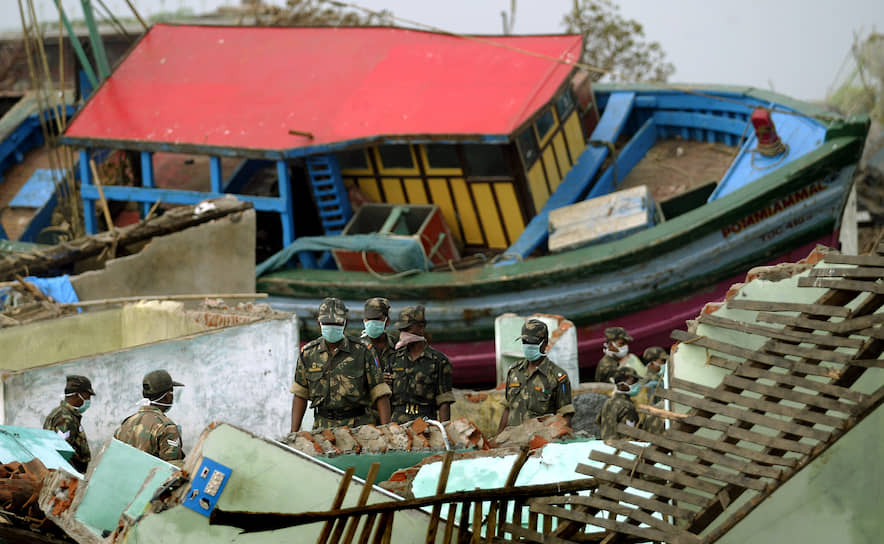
70, 208, 256, 301
3, 313, 299, 455
0, 309, 124, 371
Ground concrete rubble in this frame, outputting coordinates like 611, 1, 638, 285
282, 417, 488, 457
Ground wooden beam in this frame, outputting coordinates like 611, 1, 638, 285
663, 429, 798, 468
764, 340, 860, 365
797, 277, 884, 294
576, 464, 711, 508
706, 357, 866, 404
669, 330, 836, 377
722, 375, 859, 415
697, 313, 864, 349
595, 485, 694, 521
615, 425, 783, 479
658, 388, 831, 442
587, 450, 723, 495
809, 266, 884, 278
821, 254, 884, 267
613, 441, 770, 492
725, 299, 851, 317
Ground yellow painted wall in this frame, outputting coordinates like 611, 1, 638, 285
563, 112, 586, 161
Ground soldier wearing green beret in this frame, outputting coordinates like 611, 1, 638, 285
594, 326, 645, 384
290, 297, 392, 431
43, 375, 95, 473
114, 370, 185, 466
498, 319, 575, 432
596, 366, 641, 441
385, 305, 455, 424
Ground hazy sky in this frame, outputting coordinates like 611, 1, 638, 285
5, 0, 883, 100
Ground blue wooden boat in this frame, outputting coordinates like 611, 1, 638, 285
10, 25, 866, 386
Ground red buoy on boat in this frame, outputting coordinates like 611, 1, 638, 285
750, 107, 786, 156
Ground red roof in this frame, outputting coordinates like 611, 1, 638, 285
63, 25, 582, 155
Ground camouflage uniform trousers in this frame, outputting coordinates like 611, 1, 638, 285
291, 335, 391, 431
43, 400, 91, 473
114, 405, 184, 465
387, 345, 455, 424
596, 392, 639, 441
504, 357, 575, 427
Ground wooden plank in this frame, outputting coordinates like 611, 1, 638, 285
707, 357, 867, 405
859, 327, 884, 339
669, 330, 836, 377
809, 266, 884, 279
425, 451, 454, 544
658, 387, 831, 442
669, 377, 846, 428
500, 523, 544, 543
576, 464, 711, 508
615, 424, 784, 480
666, 410, 815, 455
722, 375, 859, 415
846, 358, 884, 368
595, 485, 693, 521
341, 463, 380, 544
614, 440, 769, 492
798, 277, 884, 294
587, 449, 723, 495
725, 299, 851, 317
538, 499, 702, 544
697, 313, 864, 349
664, 429, 798, 468
822, 254, 884, 267
318, 466, 355, 544
755, 312, 842, 333
765, 339, 859, 365
555, 495, 692, 541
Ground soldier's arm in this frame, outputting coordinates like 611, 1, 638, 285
435, 354, 455, 422
290, 350, 311, 432
157, 423, 184, 463
497, 371, 515, 433
553, 373, 576, 422
46, 413, 75, 439
363, 346, 392, 415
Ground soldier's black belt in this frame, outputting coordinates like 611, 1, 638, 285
316, 407, 365, 420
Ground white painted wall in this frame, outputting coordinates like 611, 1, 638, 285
3, 315, 300, 456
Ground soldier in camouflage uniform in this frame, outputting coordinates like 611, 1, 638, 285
43, 375, 95, 473
114, 370, 185, 466
594, 327, 645, 383
498, 319, 575, 431
386, 305, 455, 423
360, 297, 397, 367
638, 346, 668, 434
290, 297, 392, 431
596, 366, 641, 440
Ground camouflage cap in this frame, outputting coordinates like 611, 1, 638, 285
642, 346, 669, 364
613, 366, 640, 384
604, 327, 633, 342
394, 304, 426, 330
65, 375, 95, 396
318, 297, 348, 325
364, 297, 391, 320
142, 370, 184, 398
517, 319, 548, 344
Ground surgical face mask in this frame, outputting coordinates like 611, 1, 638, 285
77, 398, 91, 414
321, 324, 345, 343
151, 391, 174, 412
364, 320, 387, 339
608, 343, 628, 359
522, 343, 543, 362
627, 382, 642, 397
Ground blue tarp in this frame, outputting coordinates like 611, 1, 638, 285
256, 234, 430, 277
24, 275, 80, 305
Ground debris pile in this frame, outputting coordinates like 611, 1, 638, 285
0, 459, 69, 539
282, 417, 488, 457
0, 277, 73, 328
491, 414, 574, 449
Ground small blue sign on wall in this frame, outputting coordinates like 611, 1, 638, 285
182, 457, 232, 517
